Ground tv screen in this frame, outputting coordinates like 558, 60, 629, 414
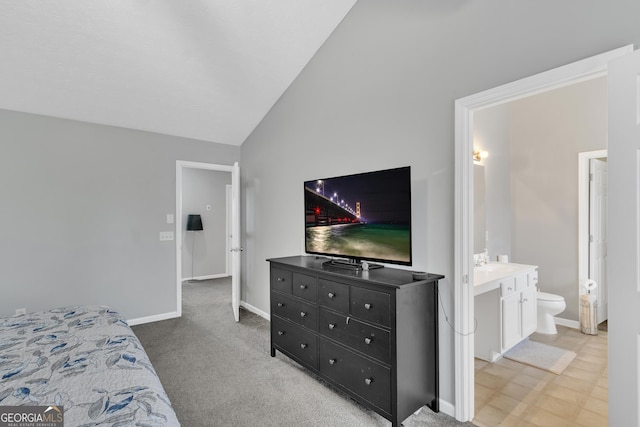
304, 166, 412, 267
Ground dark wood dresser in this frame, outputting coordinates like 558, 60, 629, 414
268, 256, 443, 427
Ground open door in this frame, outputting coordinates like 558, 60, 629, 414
231, 162, 241, 322
608, 48, 640, 427
589, 158, 608, 323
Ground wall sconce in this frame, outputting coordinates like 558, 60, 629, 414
473, 149, 489, 162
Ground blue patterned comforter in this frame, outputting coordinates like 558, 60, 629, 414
0, 306, 180, 426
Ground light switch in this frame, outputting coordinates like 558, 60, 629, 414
167, 214, 174, 224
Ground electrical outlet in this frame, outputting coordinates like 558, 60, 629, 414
15, 308, 26, 316
159, 231, 174, 241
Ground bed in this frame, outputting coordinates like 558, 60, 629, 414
0, 305, 180, 426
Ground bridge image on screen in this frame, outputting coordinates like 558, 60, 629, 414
304, 167, 411, 265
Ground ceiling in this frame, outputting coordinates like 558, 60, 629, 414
0, 1, 357, 146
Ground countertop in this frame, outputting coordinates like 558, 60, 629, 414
473, 262, 538, 296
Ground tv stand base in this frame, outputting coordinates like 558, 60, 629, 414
322, 259, 384, 271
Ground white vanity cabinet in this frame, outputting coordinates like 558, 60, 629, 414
500, 274, 537, 350
474, 264, 538, 362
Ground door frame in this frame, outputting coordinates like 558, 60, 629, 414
453, 45, 632, 421
176, 160, 235, 317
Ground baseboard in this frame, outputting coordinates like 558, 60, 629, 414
183, 273, 229, 282
437, 399, 456, 419
127, 311, 180, 326
555, 317, 580, 330
240, 301, 270, 321
127, 300, 267, 326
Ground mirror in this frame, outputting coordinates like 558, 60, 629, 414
474, 164, 486, 254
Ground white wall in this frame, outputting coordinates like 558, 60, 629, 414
0, 109, 240, 321
182, 168, 231, 280
239, 0, 640, 414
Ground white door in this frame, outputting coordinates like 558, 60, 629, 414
608, 48, 640, 427
231, 162, 241, 322
589, 158, 608, 323
226, 185, 232, 275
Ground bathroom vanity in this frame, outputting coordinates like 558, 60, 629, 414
474, 262, 538, 362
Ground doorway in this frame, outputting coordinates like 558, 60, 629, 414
453, 46, 632, 422
176, 161, 241, 321
578, 150, 608, 327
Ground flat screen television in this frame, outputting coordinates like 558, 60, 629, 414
304, 166, 412, 269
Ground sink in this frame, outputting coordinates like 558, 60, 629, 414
473, 262, 538, 294
475, 263, 522, 273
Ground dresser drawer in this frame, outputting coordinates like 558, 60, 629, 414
350, 287, 390, 327
271, 292, 318, 331
319, 308, 390, 364
319, 338, 391, 413
271, 267, 293, 294
272, 316, 318, 369
292, 273, 318, 303
318, 279, 349, 314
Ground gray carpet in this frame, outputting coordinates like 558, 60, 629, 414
132, 278, 474, 426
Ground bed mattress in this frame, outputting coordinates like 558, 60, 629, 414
0, 305, 180, 426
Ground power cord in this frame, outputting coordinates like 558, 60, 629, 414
437, 280, 477, 336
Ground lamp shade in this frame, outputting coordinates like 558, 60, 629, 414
186, 214, 204, 231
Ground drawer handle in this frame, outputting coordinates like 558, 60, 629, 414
364, 337, 373, 345
364, 303, 372, 310
328, 323, 336, 330
300, 343, 308, 349
277, 302, 284, 307
328, 292, 335, 299
300, 284, 307, 289
300, 311, 307, 318
508, 287, 513, 291
329, 358, 337, 365
364, 378, 373, 386
277, 277, 286, 282
278, 331, 285, 336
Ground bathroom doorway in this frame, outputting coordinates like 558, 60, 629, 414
453, 45, 632, 422
470, 81, 609, 425
473, 77, 608, 329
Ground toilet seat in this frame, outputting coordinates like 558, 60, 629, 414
538, 291, 563, 302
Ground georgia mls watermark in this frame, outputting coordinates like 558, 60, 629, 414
0, 406, 63, 427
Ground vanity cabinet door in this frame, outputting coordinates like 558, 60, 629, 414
520, 286, 537, 337
501, 292, 520, 350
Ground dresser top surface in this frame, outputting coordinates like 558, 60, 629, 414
267, 256, 444, 289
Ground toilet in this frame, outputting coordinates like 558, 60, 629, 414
536, 291, 566, 334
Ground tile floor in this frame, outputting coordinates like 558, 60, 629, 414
473, 325, 608, 427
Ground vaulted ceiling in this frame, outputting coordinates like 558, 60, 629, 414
0, 1, 357, 145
